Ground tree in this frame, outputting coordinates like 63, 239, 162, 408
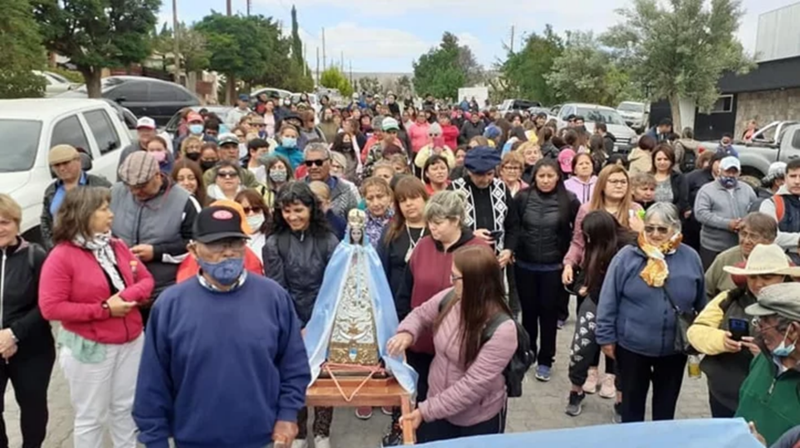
545, 32, 640, 106
290, 6, 303, 67
153, 23, 211, 73
496, 25, 563, 105
32, 0, 160, 98
320, 67, 353, 97
0, 0, 46, 98
413, 32, 483, 99
358, 76, 381, 95
395, 75, 414, 97
286, 6, 315, 93
602, 0, 752, 129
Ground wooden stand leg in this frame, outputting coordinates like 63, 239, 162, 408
400, 395, 415, 445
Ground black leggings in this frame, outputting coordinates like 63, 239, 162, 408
616, 345, 686, 422
0, 344, 55, 448
516, 267, 561, 367
420, 406, 506, 443
568, 298, 618, 387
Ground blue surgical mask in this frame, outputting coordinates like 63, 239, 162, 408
773, 327, 797, 357
719, 176, 738, 189
282, 137, 297, 148
197, 257, 245, 286
189, 124, 204, 135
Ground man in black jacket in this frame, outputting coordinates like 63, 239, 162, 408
459, 112, 486, 144
41, 145, 111, 250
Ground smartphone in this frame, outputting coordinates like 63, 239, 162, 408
489, 230, 504, 241
729, 318, 749, 341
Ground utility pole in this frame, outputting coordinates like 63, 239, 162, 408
316, 47, 320, 86
349, 60, 353, 85
303, 42, 308, 77
510, 25, 515, 53
340, 50, 344, 71
172, 0, 181, 82
246, 0, 251, 15
225, 0, 233, 104
322, 27, 327, 69
226, 0, 232, 15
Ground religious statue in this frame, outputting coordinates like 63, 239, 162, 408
303, 209, 417, 395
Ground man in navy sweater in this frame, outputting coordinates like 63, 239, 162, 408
133, 205, 311, 448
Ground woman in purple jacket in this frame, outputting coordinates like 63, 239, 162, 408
388, 245, 517, 443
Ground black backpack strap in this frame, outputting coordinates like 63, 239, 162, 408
481, 313, 513, 345
437, 290, 457, 314
28, 244, 35, 270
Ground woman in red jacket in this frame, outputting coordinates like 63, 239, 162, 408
39, 187, 154, 448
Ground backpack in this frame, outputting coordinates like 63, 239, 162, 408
679, 144, 697, 173
438, 290, 535, 398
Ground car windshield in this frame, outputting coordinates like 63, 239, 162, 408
0, 120, 42, 172
617, 103, 644, 113
577, 107, 626, 125
74, 77, 125, 93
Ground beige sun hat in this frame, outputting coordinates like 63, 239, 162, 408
724, 244, 800, 276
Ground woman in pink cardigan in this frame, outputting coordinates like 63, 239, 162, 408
388, 245, 517, 443
39, 187, 154, 448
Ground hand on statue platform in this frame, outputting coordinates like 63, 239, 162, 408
387, 332, 413, 357
400, 409, 423, 430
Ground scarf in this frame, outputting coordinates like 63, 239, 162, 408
365, 209, 394, 248
73, 233, 126, 292
637, 232, 682, 287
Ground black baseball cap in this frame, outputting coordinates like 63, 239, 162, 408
193, 206, 248, 244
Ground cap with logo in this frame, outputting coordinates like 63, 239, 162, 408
720, 156, 741, 172
193, 205, 249, 244
48, 144, 80, 166
118, 151, 159, 186
381, 117, 399, 131
136, 117, 156, 130
217, 133, 240, 147
747, 282, 800, 321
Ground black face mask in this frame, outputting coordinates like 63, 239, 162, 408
200, 160, 218, 172
185, 152, 201, 162
341, 143, 353, 150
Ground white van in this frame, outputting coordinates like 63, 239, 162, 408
0, 99, 131, 242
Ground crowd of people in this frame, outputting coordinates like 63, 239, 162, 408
1, 90, 799, 448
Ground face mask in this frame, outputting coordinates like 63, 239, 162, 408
197, 257, 245, 286
200, 160, 218, 172
185, 152, 201, 162
189, 124, 204, 135
719, 176, 738, 189
246, 214, 265, 231
282, 137, 297, 148
150, 151, 167, 163
773, 327, 797, 357
269, 169, 288, 183
433, 136, 446, 147
341, 143, 353, 151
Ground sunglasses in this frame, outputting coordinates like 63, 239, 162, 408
251, 123, 266, 128
644, 225, 670, 235
304, 159, 328, 167
242, 206, 262, 215
217, 171, 239, 179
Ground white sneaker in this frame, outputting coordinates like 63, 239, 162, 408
291, 439, 308, 448
582, 368, 599, 394
599, 374, 617, 399
314, 436, 331, 448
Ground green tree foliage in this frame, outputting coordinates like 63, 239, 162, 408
602, 0, 752, 128
545, 32, 640, 106
497, 25, 563, 105
286, 6, 315, 93
320, 67, 353, 97
413, 32, 483, 99
290, 6, 303, 67
154, 23, 211, 73
32, 0, 160, 98
395, 75, 414, 97
0, 0, 46, 98
358, 76, 382, 95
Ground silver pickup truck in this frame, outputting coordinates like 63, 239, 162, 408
703, 121, 800, 183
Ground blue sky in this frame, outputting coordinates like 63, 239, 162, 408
160, 0, 795, 72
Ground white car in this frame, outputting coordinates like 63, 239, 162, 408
0, 99, 131, 241
616, 101, 650, 132
32, 70, 77, 98
555, 103, 638, 151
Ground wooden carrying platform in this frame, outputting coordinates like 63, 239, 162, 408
306, 376, 415, 445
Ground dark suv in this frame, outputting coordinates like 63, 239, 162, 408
59, 76, 200, 126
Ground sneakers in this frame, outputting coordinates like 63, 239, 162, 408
381, 421, 404, 447
355, 406, 373, 420
381, 406, 394, 416
599, 374, 616, 399
613, 402, 623, 424
534, 365, 551, 382
582, 368, 599, 394
565, 391, 586, 417
314, 436, 331, 448
291, 439, 308, 448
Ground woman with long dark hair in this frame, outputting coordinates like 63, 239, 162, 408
388, 245, 516, 443
514, 158, 580, 382
171, 159, 208, 207
565, 211, 636, 419
262, 182, 339, 448
331, 132, 361, 182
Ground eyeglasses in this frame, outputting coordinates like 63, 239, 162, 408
503, 166, 522, 171
251, 123, 266, 128
450, 274, 463, 283
304, 159, 328, 167
204, 239, 246, 253
644, 225, 671, 235
242, 206, 262, 215
608, 179, 628, 186
739, 230, 768, 243
217, 171, 239, 179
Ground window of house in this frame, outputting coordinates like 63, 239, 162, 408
710, 95, 734, 113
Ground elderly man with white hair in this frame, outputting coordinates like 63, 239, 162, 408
303, 143, 359, 219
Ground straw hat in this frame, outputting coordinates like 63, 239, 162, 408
723, 244, 800, 276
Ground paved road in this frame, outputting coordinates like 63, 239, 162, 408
3, 301, 711, 447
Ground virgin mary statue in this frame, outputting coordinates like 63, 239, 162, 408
303, 209, 417, 395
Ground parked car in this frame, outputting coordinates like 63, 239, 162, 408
163, 105, 233, 139
59, 76, 200, 126
0, 99, 131, 241
33, 70, 78, 98
616, 101, 650, 133
702, 121, 800, 185
555, 103, 638, 152
250, 87, 293, 104
499, 99, 542, 115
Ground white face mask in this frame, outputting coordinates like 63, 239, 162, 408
246, 214, 265, 232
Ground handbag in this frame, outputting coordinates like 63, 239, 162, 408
662, 286, 698, 355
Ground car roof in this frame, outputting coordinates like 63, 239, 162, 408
0, 99, 113, 119
106, 75, 178, 85
568, 103, 616, 111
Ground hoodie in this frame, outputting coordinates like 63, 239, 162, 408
274, 145, 305, 172
564, 175, 597, 205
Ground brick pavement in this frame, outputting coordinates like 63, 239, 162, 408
3, 300, 711, 448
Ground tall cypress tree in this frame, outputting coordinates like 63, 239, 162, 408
290, 5, 303, 65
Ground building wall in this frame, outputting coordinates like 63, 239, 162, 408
756, 2, 800, 62
734, 88, 800, 138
